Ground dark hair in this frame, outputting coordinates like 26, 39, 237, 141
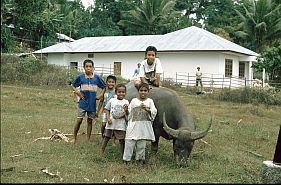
106, 75, 117, 82
115, 84, 126, 93
138, 83, 150, 91
83, 59, 94, 67
145, 46, 157, 56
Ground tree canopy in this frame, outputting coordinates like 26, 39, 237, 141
1, 0, 280, 61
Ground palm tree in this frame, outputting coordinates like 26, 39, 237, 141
235, 0, 281, 53
118, 0, 181, 35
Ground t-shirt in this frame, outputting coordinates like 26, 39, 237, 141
196, 71, 202, 80
72, 73, 106, 112
133, 68, 140, 77
125, 98, 157, 141
139, 58, 163, 81
102, 89, 117, 108
104, 98, 129, 131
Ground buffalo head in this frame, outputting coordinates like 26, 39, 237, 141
162, 112, 212, 167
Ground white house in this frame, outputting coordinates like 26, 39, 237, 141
33, 26, 258, 88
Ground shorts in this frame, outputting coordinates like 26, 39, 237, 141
77, 107, 95, 119
104, 129, 126, 140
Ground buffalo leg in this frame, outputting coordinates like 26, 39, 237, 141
173, 139, 179, 162
151, 139, 159, 161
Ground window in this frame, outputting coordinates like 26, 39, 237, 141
70, 62, 78, 69
88, 53, 94, 58
114, 62, 121, 75
225, 59, 233, 77
239, 62, 245, 78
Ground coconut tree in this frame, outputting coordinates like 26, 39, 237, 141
118, 0, 182, 35
235, 0, 281, 53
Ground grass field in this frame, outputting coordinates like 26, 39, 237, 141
1, 84, 280, 183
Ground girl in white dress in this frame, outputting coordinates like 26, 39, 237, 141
123, 83, 157, 164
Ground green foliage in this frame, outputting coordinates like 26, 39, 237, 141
0, 54, 129, 86
118, 0, 184, 35
235, 0, 281, 52
214, 87, 281, 106
1, 25, 15, 52
0, 54, 78, 86
253, 44, 281, 81
1, 0, 281, 54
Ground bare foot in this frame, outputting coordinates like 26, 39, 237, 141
151, 154, 156, 162
99, 150, 104, 156
70, 139, 76, 144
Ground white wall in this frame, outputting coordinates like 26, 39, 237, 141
94, 52, 144, 79
47, 51, 255, 88
159, 52, 221, 79
48, 53, 66, 65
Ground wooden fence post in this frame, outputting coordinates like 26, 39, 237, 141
229, 76, 232, 89
222, 75, 224, 89
187, 72, 189, 86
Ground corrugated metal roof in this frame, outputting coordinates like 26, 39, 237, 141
33, 26, 258, 56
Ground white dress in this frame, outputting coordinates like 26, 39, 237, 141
125, 98, 157, 141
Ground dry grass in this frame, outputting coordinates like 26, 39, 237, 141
1, 84, 280, 183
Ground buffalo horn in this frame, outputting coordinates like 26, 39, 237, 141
162, 112, 212, 141
163, 112, 180, 138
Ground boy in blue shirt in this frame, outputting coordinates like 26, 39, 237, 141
71, 59, 106, 144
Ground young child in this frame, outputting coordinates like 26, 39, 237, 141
132, 63, 141, 78
99, 84, 129, 157
70, 59, 106, 144
123, 83, 157, 164
136, 46, 163, 88
96, 75, 117, 138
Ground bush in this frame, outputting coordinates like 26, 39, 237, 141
0, 54, 129, 86
213, 87, 281, 106
1, 54, 79, 86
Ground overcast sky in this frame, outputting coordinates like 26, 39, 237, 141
80, 0, 94, 8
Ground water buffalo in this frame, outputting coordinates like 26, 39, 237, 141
125, 81, 212, 167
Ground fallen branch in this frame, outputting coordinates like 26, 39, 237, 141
64, 132, 102, 136
247, 150, 263, 158
41, 167, 63, 182
200, 139, 211, 146
236, 119, 242, 126
219, 120, 230, 125
49, 129, 70, 142
33, 137, 51, 142
33, 129, 102, 143
1, 167, 15, 173
10, 154, 23, 158
33, 129, 70, 143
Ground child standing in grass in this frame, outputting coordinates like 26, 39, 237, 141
99, 84, 129, 157
123, 83, 157, 164
70, 59, 106, 144
96, 75, 117, 139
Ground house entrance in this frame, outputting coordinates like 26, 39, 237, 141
70, 62, 78, 69
114, 62, 121, 75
